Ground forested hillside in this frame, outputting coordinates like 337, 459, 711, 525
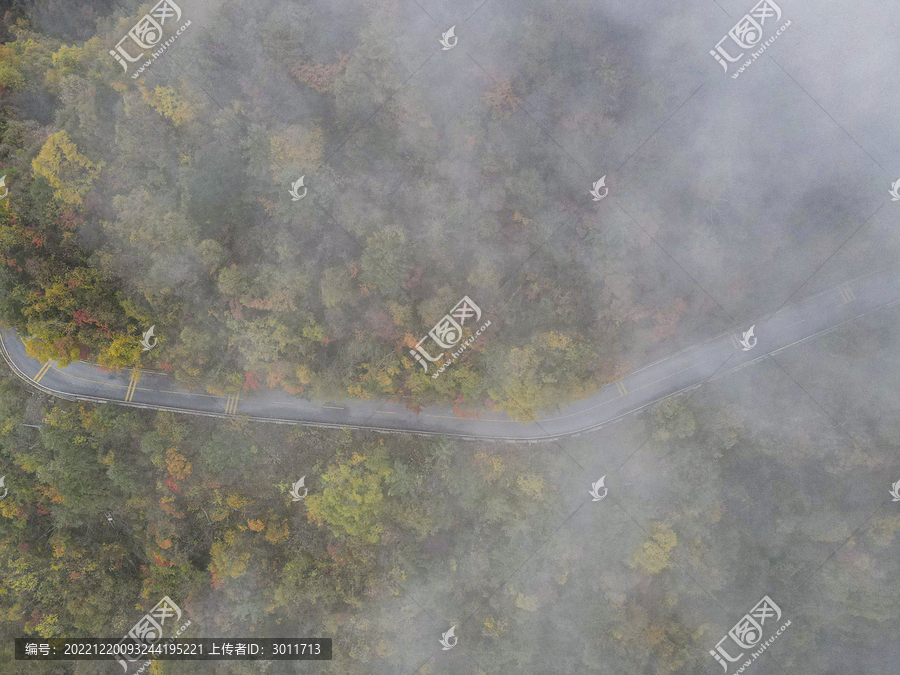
0, 364, 578, 673
0, 0, 722, 420
0, 3, 736, 671
1, 2, 898, 675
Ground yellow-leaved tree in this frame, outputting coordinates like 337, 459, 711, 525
140, 85, 197, 126
305, 449, 392, 544
32, 130, 103, 205
209, 530, 251, 589
95, 334, 143, 370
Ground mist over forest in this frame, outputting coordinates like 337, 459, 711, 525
1, 1, 899, 674
0, 0, 744, 421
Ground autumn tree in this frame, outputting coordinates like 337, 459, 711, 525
140, 84, 197, 127
305, 447, 393, 544
31, 130, 103, 205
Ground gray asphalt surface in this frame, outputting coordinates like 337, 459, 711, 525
4, 265, 900, 441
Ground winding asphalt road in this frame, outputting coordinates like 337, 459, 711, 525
3, 267, 900, 442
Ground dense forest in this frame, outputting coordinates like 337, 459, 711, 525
0, 2, 732, 671
0, 363, 580, 674
2, 344, 896, 673
3, 2, 896, 674
0, 0, 728, 421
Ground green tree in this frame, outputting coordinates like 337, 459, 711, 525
358, 229, 410, 298
320, 266, 356, 308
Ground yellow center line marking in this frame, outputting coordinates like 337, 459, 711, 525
627, 359, 714, 395
374, 411, 396, 415
33, 361, 53, 383
838, 287, 855, 304
615, 380, 628, 396
423, 413, 504, 421
49, 365, 220, 398
224, 392, 241, 415
323, 406, 345, 410
156, 388, 209, 397
125, 371, 141, 402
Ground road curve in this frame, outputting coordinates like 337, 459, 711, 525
4, 267, 900, 442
